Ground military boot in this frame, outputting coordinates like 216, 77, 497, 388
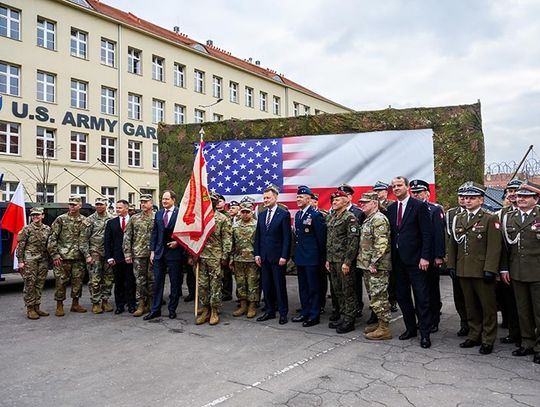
70, 298, 87, 313
364, 323, 378, 334
233, 300, 248, 317
34, 305, 49, 317
366, 310, 378, 325
246, 302, 257, 318
366, 321, 392, 340
144, 297, 152, 314
92, 303, 103, 314
55, 301, 65, 317
196, 306, 210, 325
102, 300, 113, 312
133, 300, 145, 317
209, 306, 220, 325
27, 306, 39, 320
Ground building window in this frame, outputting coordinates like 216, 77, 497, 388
212, 76, 222, 98
194, 109, 205, 123
1, 180, 18, 201
152, 143, 159, 169
0, 121, 19, 155
101, 186, 116, 205
213, 113, 223, 122
152, 55, 164, 81
272, 96, 281, 116
36, 71, 55, 103
173, 63, 185, 87
0, 5, 20, 40
70, 132, 87, 162
101, 86, 116, 115
37, 17, 55, 50
70, 185, 87, 204
36, 127, 55, 158
174, 104, 185, 124
101, 136, 116, 165
128, 93, 142, 120
260, 92, 267, 111
293, 102, 300, 116
70, 28, 87, 59
127, 140, 142, 167
100, 38, 115, 67
36, 183, 55, 203
70, 79, 87, 109
0, 62, 19, 96
194, 69, 205, 93
128, 192, 135, 204
127, 47, 141, 74
152, 99, 165, 124
140, 188, 154, 200
229, 81, 238, 103
245, 86, 253, 108
304, 105, 311, 115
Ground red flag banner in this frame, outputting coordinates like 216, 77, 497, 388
0, 182, 27, 269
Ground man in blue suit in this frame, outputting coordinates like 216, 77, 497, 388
387, 176, 433, 348
292, 186, 327, 327
144, 190, 184, 320
254, 184, 291, 325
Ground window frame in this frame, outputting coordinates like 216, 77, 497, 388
194, 109, 205, 123
70, 28, 87, 59
245, 86, 253, 108
70, 131, 88, 162
70, 79, 88, 109
100, 136, 116, 165
37, 17, 56, 50
0, 5, 21, 40
36, 183, 55, 203
71, 185, 87, 204
272, 96, 281, 116
36, 70, 56, 103
152, 143, 159, 170
259, 91, 268, 112
212, 75, 222, 98
100, 86, 116, 115
229, 81, 238, 103
100, 38, 116, 67
127, 93, 142, 120
127, 139, 142, 168
0, 120, 20, 155
127, 47, 142, 75
174, 104, 185, 124
194, 69, 205, 93
0, 180, 18, 201
173, 63, 185, 87
0, 61, 20, 96
152, 55, 165, 82
152, 98, 165, 124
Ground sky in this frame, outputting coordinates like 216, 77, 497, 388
104, 0, 540, 167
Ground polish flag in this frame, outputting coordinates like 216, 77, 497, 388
0, 182, 27, 269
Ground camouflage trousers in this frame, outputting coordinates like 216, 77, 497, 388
87, 253, 114, 304
54, 259, 85, 301
329, 262, 357, 322
233, 262, 260, 302
21, 259, 49, 307
133, 257, 153, 303
199, 258, 223, 306
363, 268, 391, 323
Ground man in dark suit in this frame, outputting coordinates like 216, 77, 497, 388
387, 176, 433, 348
254, 184, 291, 325
144, 190, 184, 320
104, 199, 136, 314
292, 186, 327, 327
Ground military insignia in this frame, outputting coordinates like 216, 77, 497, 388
303, 218, 312, 225
494, 222, 500, 230
472, 227, 476, 232
351, 227, 357, 233
304, 228, 310, 233
379, 225, 385, 231
477, 234, 483, 239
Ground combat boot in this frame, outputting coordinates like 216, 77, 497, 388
34, 305, 49, 317
246, 302, 257, 318
209, 306, 220, 325
70, 298, 87, 313
92, 303, 103, 314
27, 306, 39, 320
144, 297, 152, 314
233, 300, 248, 317
133, 300, 145, 317
196, 306, 210, 325
364, 323, 378, 334
366, 321, 392, 340
102, 300, 113, 312
55, 301, 65, 317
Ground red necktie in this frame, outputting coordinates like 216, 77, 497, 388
163, 210, 169, 227
121, 216, 126, 232
397, 202, 403, 228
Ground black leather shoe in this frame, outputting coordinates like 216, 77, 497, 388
292, 315, 306, 323
256, 313, 275, 322
328, 319, 343, 329
336, 321, 355, 334
114, 307, 125, 315
534, 353, 540, 364
143, 311, 161, 320
183, 295, 195, 303
279, 316, 288, 325
399, 330, 417, 340
128, 305, 136, 314
168, 311, 177, 319
302, 319, 320, 327
366, 311, 378, 325
500, 335, 519, 344
479, 343, 493, 355
329, 311, 341, 322
420, 337, 431, 348
430, 325, 439, 333
512, 347, 535, 357
460, 339, 481, 348
457, 327, 469, 337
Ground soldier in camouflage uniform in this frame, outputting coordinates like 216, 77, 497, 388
196, 192, 232, 326
47, 196, 88, 316
230, 202, 259, 318
357, 192, 392, 340
123, 194, 155, 317
81, 197, 113, 314
325, 190, 360, 334
16, 207, 51, 319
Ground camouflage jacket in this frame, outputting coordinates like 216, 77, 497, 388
231, 218, 257, 262
81, 212, 113, 257
326, 209, 359, 266
200, 211, 232, 260
357, 211, 391, 271
123, 211, 155, 258
47, 213, 87, 260
16, 222, 51, 262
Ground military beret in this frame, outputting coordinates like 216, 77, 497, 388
68, 195, 82, 204
517, 180, 540, 196
239, 202, 253, 212
506, 179, 524, 189
373, 181, 389, 191
331, 190, 348, 200
139, 194, 153, 201
410, 179, 429, 192
297, 185, 313, 196
358, 192, 378, 203
264, 184, 280, 194
30, 207, 44, 215
337, 183, 354, 195
461, 182, 485, 196
229, 200, 240, 207
95, 197, 108, 205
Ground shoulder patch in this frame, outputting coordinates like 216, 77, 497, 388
494, 222, 500, 230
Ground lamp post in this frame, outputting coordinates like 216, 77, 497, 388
198, 98, 223, 122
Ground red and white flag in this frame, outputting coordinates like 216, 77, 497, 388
0, 182, 27, 269
172, 130, 216, 257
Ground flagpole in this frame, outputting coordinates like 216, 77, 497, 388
194, 260, 200, 317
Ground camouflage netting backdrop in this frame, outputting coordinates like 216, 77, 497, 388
158, 102, 483, 209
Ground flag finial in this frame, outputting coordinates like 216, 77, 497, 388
199, 128, 205, 142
